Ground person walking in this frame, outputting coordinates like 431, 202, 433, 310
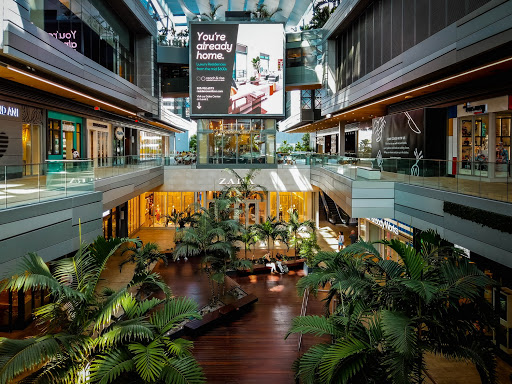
338, 231, 345, 251
349, 230, 358, 244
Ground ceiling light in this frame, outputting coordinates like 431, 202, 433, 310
6, 65, 137, 116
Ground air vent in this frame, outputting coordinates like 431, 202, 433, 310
0, 132, 8, 158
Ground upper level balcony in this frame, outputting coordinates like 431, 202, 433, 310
0, 156, 164, 211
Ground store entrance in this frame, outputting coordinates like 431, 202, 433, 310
238, 199, 266, 227
460, 115, 489, 176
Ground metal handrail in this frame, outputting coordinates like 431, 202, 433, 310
298, 287, 310, 351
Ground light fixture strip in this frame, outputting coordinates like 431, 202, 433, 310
7, 65, 137, 116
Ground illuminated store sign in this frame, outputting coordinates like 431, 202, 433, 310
190, 22, 284, 117
0, 105, 19, 117
219, 178, 254, 185
369, 218, 399, 235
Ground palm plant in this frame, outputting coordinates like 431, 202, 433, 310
251, 2, 282, 20
288, 230, 498, 384
0, 237, 204, 384
89, 296, 204, 384
174, 200, 250, 302
287, 209, 316, 256
240, 226, 257, 260
221, 168, 267, 203
194, 3, 222, 21
120, 241, 170, 299
252, 216, 288, 257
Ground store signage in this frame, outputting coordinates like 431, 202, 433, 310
48, 30, 79, 49
0, 105, 19, 117
92, 122, 109, 129
219, 178, 254, 185
369, 218, 399, 235
190, 22, 284, 117
62, 121, 75, 132
115, 127, 125, 140
372, 109, 424, 160
462, 103, 487, 114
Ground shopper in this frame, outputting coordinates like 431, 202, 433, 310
338, 231, 345, 251
349, 230, 358, 244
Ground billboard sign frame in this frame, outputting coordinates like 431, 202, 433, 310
189, 21, 286, 118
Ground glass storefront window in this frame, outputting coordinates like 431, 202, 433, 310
22, 123, 41, 175
140, 131, 164, 157
496, 115, 511, 177
197, 118, 277, 166
30, 0, 135, 82
459, 115, 489, 176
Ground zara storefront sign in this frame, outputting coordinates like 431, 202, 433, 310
219, 178, 254, 185
0, 105, 19, 118
369, 218, 399, 235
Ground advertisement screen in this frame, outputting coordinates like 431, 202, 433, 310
190, 23, 284, 117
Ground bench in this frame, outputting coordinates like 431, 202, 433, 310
357, 166, 381, 180
184, 309, 221, 331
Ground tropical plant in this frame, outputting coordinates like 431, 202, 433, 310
295, 133, 312, 152
287, 209, 316, 256
221, 168, 267, 203
120, 241, 170, 299
298, 231, 321, 268
174, 199, 250, 302
189, 134, 197, 152
0, 237, 205, 384
287, 230, 498, 384
251, 2, 282, 20
277, 140, 294, 153
251, 56, 261, 78
240, 226, 257, 260
194, 3, 223, 21
89, 297, 204, 384
252, 216, 288, 257
302, 2, 336, 30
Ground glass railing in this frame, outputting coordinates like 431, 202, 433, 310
1, 156, 163, 210
300, 154, 511, 203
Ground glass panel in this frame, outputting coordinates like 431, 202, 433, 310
270, 192, 277, 219
496, 116, 511, 178
222, 134, 237, 164
460, 118, 473, 175
474, 115, 488, 177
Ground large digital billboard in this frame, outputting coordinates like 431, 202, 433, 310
190, 22, 284, 117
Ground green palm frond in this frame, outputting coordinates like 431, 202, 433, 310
379, 239, 425, 280
149, 297, 201, 335
294, 343, 331, 384
401, 279, 439, 303
94, 289, 130, 331
89, 349, 135, 384
286, 315, 339, 339
381, 310, 416, 357
164, 338, 194, 358
159, 356, 206, 384
128, 339, 167, 382
0, 335, 63, 384
318, 337, 368, 384
97, 319, 155, 349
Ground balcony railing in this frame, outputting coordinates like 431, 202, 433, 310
284, 154, 511, 204
0, 156, 162, 210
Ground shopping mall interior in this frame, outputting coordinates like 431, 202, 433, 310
0, 0, 512, 383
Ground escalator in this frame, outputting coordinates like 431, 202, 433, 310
319, 191, 349, 225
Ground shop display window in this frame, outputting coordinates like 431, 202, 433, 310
496, 115, 511, 177
459, 115, 489, 176
198, 118, 276, 165
47, 119, 61, 156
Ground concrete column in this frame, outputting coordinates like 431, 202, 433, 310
338, 122, 345, 155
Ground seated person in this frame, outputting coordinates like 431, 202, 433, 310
263, 252, 277, 273
275, 253, 287, 274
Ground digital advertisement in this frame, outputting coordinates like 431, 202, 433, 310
190, 22, 285, 117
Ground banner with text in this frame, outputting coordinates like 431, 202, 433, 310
371, 109, 425, 159
190, 23, 284, 117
